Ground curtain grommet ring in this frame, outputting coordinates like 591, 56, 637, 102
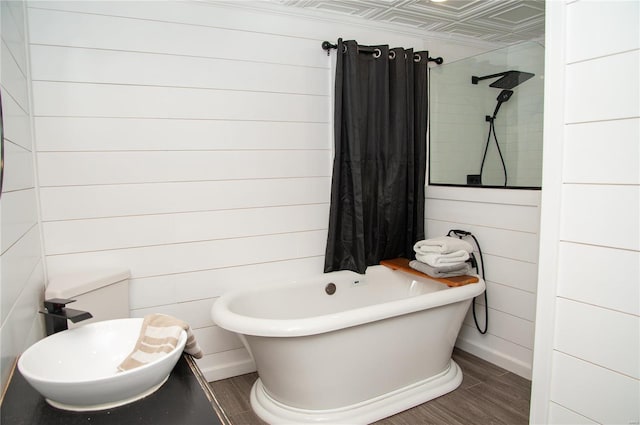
414, 53, 421, 63
388, 50, 396, 60
342, 44, 347, 53
373, 48, 381, 58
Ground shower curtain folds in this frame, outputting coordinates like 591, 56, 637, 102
324, 39, 428, 274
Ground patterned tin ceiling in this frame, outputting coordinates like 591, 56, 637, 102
272, 0, 545, 44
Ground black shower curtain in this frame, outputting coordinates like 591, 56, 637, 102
324, 39, 428, 274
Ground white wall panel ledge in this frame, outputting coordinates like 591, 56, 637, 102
2, 142, 34, 192
37, 151, 329, 186
43, 204, 329, 255
557, 242, 639, 316
550, 352, 639, 425
1, 190, 39, 253
0, 263, 45, 390
463, 307, 534, 350
0, 226, 43, 324
456, 325, 533, 379
563, 118, 640, 185
30, 45, 329, 95
32, 81, 329, 122
128, 257, 324, 310
560, 184, 640, 251
39, 177, 330, 221
548, 402, 598, 425
566, 0, 640, 63
27, 7, 328, 68
564, 50, 640, 124
193, 326, 244, 356
45, 230, 327, 280
482, 281, 537, 321
555, 298, 639, 379
1, 2, 28, 71
427, 198, 539, 233
1, 40, 29, 109
483, 255, 538, 294
34, 117, 330, 152
1, 85, 32, 151
426, 185, 541, 206
427, 219, 539, 264
131, 298, 217, 329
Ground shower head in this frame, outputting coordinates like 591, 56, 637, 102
491, 90, 513, 119
472, 70, 535, 90
490, 71, 535, 89
496, 90, 513, 103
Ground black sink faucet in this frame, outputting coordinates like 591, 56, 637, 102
40, 298, 93, 336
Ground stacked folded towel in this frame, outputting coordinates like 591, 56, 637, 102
414, 236, 474, 255
118, 313, 203, 372
409, 260, 472, 278
411, 236, 474, 278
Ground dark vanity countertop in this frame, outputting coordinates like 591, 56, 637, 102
1, 355, 231, 425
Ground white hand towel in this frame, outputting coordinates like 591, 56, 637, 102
118, 313, 203, 372
414, 236, 474, 254
416, 250, 470, 267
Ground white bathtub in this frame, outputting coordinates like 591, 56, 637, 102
211, 264, 485, 424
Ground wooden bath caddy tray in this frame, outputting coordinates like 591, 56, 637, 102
380, 258, 479, 287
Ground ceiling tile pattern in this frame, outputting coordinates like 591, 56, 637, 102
273, 0, 545, 44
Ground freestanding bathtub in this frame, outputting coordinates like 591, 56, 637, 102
211, 264, 485, 424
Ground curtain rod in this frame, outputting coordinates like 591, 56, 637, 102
321, 41, 443, 65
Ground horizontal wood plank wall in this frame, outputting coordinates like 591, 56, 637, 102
425, 186, 540, 379
0, 1, 46, 393
27, 1, 430, 381
536, 1, 639, 423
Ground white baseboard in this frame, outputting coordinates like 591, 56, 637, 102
202, 359, 256, 382
455, 339, 532, 380
196, 348, 257, 382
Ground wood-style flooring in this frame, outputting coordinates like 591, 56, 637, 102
208, 348, 531, 425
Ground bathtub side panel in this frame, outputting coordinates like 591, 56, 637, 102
247, 299, 471, 410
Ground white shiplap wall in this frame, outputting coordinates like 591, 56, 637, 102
27, 0, 458, 381
531, 1, 639, 424
0, 0, 45, 393
426, 186, 540, 379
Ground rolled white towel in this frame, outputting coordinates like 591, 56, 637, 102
414, 236, 473, 254
416, 250, 470, 267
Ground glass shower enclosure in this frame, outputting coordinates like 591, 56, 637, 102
429, 42, 544, 189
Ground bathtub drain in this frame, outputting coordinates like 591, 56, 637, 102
325, 283, 336, 295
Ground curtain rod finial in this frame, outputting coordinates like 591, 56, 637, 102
322, 41, 338, 56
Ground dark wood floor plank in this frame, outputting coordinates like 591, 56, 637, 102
209, 350, 531, 425
227, 411, 269, 425
465, 373, 532, 423
430, 386, 515, 425
375, 389, 471, 425
209, 374, 255, 417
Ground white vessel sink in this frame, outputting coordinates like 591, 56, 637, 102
17, 318, 187, 411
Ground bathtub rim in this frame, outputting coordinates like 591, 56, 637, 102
211, 265, 485, 337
